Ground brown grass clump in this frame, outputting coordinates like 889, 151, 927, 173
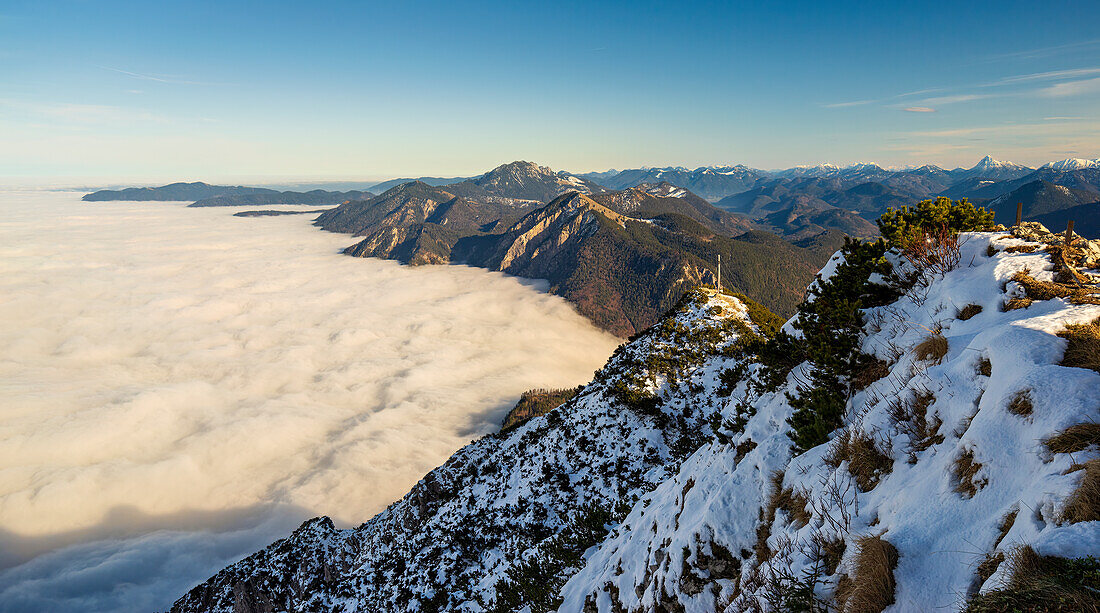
995, 510, 1018, 549
958, 303, 984, 320
852, 358, 891, 391
965, 546, 1100, 613
1012, 270, 1100, 306
976, 552, 1006, 588
1006, 390, 1033, 416
889, 391, 943, 463
1044, 423, 1100, 454
1003, 297, 1033, 311
977, 357, 992, 377
1061, 459, 1099, 524
914, 334, 949, 363
755, 472, 785, 562
954, 449, 986, 498
837, 432, 894, 492
1003, 245, 1039, 253
836, 536, 899, 613
754, 471, 812, 564
1059, 317, 1100, 374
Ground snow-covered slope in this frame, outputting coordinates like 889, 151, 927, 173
561, 231, 1100, 612
173, 228, 1099, 613
170, 291, 763, 612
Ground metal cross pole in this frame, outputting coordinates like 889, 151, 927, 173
1065, 220, 1075, 246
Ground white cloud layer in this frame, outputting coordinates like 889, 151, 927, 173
0, 192, 621, 611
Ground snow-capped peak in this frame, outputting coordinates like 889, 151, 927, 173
1040, 157, 1100, 171
972, 155, 1016, 169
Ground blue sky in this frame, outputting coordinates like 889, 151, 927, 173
1, 0, 1099, 181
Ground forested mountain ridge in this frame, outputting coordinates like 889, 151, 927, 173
322, 178, 833, 336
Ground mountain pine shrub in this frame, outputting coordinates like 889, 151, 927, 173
783, 238, 902, 451
877, 196, 994, 250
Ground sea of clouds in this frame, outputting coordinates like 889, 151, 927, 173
0, 190, 621, 612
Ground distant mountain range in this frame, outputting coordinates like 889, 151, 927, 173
577, 156, 1098, 238
83, 155, 1098, 334
82, 182, 373, 207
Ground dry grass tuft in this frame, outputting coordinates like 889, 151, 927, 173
1012, 270, 1100, 306
1061, 459, 1099, 524
977, 357, 992, 377
965, 545, 1100, 613
1006, 390, 1033, 416
914, 334, 949, 363
1059, 317, 1100, 374
755, 472, 784, 562
838, 432, 894, 492
889, 391, 943, 463
836, 536, 899, 613
954, 449, 986, 498
1003, 297, 1033, 311
1003, 245, 1039, 253
976, 552, 1006, 588
852, 358, 891, 391
995, 510, 1018, 549
958, 303, 984, 320
1044, 423, 1100, 454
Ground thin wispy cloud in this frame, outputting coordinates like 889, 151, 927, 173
902, 107, 936, 113
918, 94, 990, 105
823, 99, 876, 108
895, 87, 946, 98
98, 66, 213, 86
0, 99, 167, 125
979, 38, 1100, 63
908, 119, 1100, 138
1036, 76, 1100, 98
983, 67, 1100, 87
